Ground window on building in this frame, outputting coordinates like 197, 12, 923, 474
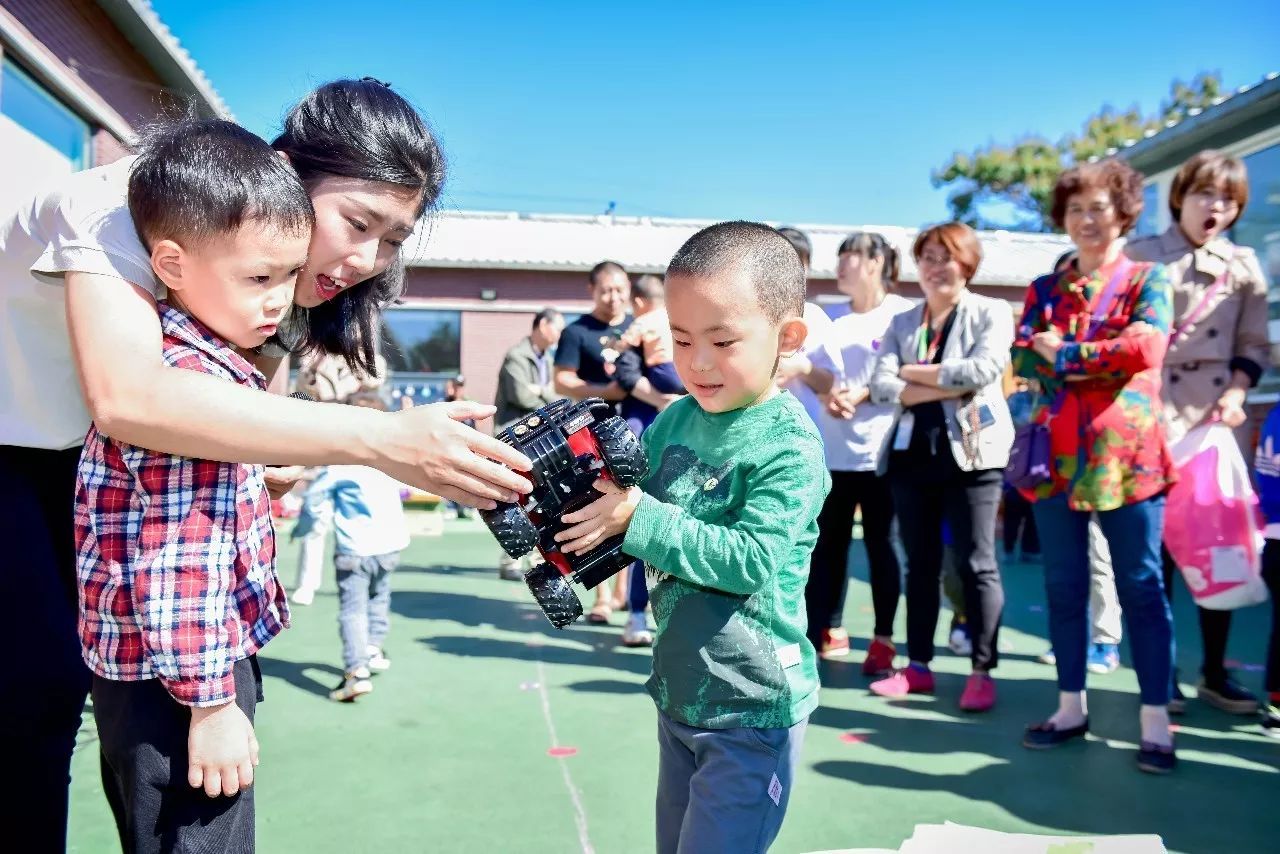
1, 58, 90, 169
1234, 143, 1280, 287
1134, 183, 1161, 237
380, 308, 462, 406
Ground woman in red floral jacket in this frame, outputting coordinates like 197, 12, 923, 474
1013, 159, 1178, 774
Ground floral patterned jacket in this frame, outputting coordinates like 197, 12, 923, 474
1011, 255, 1175, 511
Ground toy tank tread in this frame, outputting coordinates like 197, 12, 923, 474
482, 503, 538, 558
588, 417, 648, 488
525, 563, 583, 628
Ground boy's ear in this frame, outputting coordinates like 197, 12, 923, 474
777, 315, 809, 358
149, 239, 187, 292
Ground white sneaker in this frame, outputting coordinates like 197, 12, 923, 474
329, 667, 373, 702
622, 613, 653, 648
366, 645, 391, 673
291, 588, 315, 606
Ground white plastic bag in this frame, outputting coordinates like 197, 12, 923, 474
1163, 423, 1269, 610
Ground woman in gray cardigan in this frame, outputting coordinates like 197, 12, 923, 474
866, 222, 1014, 713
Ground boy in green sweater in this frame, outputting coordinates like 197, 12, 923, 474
556, 221, 830, 853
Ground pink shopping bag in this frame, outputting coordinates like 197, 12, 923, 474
1163, 423, 1269, 610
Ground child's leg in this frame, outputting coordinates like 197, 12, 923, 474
675, 718, 808, 853
92, 658, 258, 852
367, 553, 399, 652
655, 711, 696, 854
1263, 540, 1280, 700
336, 555, 373, 673
295, 502, 330, 595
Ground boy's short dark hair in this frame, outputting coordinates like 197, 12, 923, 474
129, 118, 314, 251
666, 221, 805, 323
775, 226, 811, 269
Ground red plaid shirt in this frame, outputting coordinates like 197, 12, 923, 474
75, 303, 289, 707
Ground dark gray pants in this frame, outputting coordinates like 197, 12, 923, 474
94, 657, 262, 854
655, 710, 807, 854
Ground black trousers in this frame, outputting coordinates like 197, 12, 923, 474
1162, 546, 1233, 682
890, 460, 1004, 671
1263, 540, 1280, 696
94, 657, 262, 854
1001, 487, 1040, 555
0, 445, 91, 853
805, 470, 900, 644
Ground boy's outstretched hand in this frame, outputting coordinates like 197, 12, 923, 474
555, 479, 642, 554
188, 699, 259, 798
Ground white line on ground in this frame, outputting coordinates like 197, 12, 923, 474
536, 657, 595, 854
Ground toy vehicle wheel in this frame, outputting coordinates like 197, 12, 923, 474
525, 563, 583, 628
589, 417, 649, 488
481, 503, 538, 558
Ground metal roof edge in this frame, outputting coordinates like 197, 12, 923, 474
94, 0, 233, 120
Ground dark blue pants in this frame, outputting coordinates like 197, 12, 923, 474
1033, 494, 1173, 705
0, 445, 92, 852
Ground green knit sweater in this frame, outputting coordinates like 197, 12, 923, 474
622, 391, 830, 729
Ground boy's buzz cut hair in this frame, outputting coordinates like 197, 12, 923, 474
665, 221, 806, 322
128, 118, 314, 251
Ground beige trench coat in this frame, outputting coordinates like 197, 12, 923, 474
1126, 227, 1270, 444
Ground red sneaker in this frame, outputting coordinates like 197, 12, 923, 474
862, 639, 896, 676
820, 628, 850, 659
959, 672, 997, 712
870, 665, 934, 698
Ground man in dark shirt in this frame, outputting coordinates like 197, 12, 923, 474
552, 261, 632, 622
554, 261, 633, 404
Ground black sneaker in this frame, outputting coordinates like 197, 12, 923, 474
1136, 740, 1177, 774
1260, 704, 1280, 739
1197, 675, 1259, 715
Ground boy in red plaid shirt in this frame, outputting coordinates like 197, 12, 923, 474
74, 119, 312, 852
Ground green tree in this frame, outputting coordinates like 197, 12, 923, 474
933, 73, 1223, 232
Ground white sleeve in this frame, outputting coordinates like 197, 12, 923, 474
29, 159, 158, 295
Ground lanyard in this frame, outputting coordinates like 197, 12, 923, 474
915, 306, 947, 364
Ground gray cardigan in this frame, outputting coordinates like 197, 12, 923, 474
868, 289, 1015, 474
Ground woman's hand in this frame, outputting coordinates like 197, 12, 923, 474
1031, 330, 1064, 362
825, 387, 859, 420
554, 479, 642, 554
263, 466, 307, 500
376, 401, 532, 509
1213, 387, 1248, 428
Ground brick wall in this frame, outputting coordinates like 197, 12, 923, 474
459, 310, 538, 430
5, 0, 174, 130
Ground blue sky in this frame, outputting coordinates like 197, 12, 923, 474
153, 0, 1279, 229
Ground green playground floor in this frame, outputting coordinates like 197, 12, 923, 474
68, 514, 1279, 854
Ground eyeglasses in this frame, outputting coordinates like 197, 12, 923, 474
917, 253, 952, 267
1064, 202, 1114, 219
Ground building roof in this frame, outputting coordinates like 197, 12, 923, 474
95, 0, 232, 120
407, 210, 1071, 287
1111, 71, 1280, 171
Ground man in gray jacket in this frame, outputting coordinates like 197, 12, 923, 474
496, 309, 564, 431
494, 308, 564, 579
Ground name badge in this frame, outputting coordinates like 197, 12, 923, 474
777, 643, 802, 669
893, 411, 915, 451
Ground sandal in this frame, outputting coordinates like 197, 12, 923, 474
586, 603, 613, 625
1136, 739, 1177, 774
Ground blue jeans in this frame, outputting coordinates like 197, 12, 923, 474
655, 710, 807, 854
336, 552, 398, 673
1032, 495, 1173, 705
